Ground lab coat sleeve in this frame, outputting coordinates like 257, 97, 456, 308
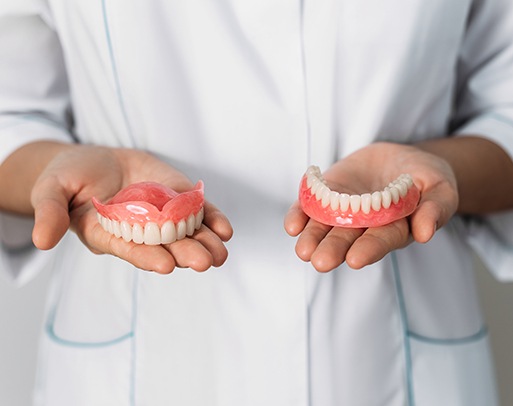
0, 3, 74, 284
451, 0, 513, 281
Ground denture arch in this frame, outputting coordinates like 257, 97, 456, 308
92, 181, 205, 245
299, 166, 420, 228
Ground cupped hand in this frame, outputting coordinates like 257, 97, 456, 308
284, 142, 458, 272
31, 145, 233, 273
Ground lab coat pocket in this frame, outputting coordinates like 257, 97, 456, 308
45, 238, 136, 347
35, 333, 134, 406
410, 330, 499, 406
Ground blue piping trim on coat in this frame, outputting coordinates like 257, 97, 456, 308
391, 251, 416, 406
45, 268, 139, 406
129, 270, 139, 406
489, 111, 513, 129
46, 317, 133, 348
391, 251, 491, 405
101, 0, 136, 148
299, 0, 312, 166
408, 326, 488, 345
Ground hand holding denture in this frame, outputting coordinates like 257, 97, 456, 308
31, 145, 232, 273
285, 142, 458, 272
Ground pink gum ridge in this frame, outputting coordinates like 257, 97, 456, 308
92, 181, 204, 226
299, 175, 420, 228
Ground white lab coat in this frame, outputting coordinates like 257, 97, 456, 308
1, 0, 513, 405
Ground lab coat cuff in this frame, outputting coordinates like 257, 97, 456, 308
453, 114, 513, 281
454, 112, 513, 161
455, 213, 513, 282
0, 213, 56, 286
0, 115, 73, 166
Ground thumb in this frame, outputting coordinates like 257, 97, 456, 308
31, 177, 72, 250
409, 185, 458, 244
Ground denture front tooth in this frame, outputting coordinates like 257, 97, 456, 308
96, 212, 102, 225
389, 186, 400, 204
396, 181, 408, 197
107, 219, 114, 234
306, 174, 314, 189
339, 193, 350, 212
329, 191, 340, 211
361, 193, 372, 214
176, 219, 187, 240
112, 220, 122, 238
132, 223, 144, 244
315, 184, 327, 201
161, 221, 177, 244
350, 195, 361, 213
101, 216, 110, 232
121, 221, 132, 242
310, 178, 321, 195
371, 191, 382, 211
321, 187, 331, 208
144, 222, 161, 245
381, 189, 392, 209
195, 208, 204, 230
186, 213, 196, 236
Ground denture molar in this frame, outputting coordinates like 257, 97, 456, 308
299, 166, 420, 228
92, 181, 204, 245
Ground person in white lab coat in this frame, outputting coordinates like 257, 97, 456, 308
1, 1, 513, 405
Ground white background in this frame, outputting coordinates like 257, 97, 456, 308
1, 257, 512, 405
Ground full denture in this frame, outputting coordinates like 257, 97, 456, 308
92, 181, 204, 245
299, 166, 420, 228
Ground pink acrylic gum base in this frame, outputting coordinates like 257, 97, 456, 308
299, 176, 420, 228
92, 181, 204, 226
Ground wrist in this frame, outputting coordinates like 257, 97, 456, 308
0, 141, 76, 215
415, 136, 513, 213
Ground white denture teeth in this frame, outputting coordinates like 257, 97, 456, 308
329, 191, 340, 211
360, 193, 372, 214
144, 222, 161, 245
305, 166, 414, 213
339, 193, 350, 211
97, 207, 204, 245
371, 191, 382, 211
320, 187, 331, 208
132, 223, 144, 244
350, 195, 361, 213
381, 189, 392, 209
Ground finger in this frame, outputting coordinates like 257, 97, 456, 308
294, 219, 333, 262
203, 201, 233, 242
191, 225, 229, 268
310, 227, 365, 272
409, 201, 441, 243
284, 200, 309, 237
345, 220, 411, 269
410, 185, 457, 243
76, 210, 177, 274
31, 178, 71, 250
166, 238, 214, 272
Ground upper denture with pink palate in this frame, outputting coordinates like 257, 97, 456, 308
92, 181, 204, 245
299, 166, 420, 228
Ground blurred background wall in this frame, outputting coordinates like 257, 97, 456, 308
0, 257, 512, 405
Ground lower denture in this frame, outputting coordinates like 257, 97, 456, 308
92, 181, 205, 245
299, 166, 420, 228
